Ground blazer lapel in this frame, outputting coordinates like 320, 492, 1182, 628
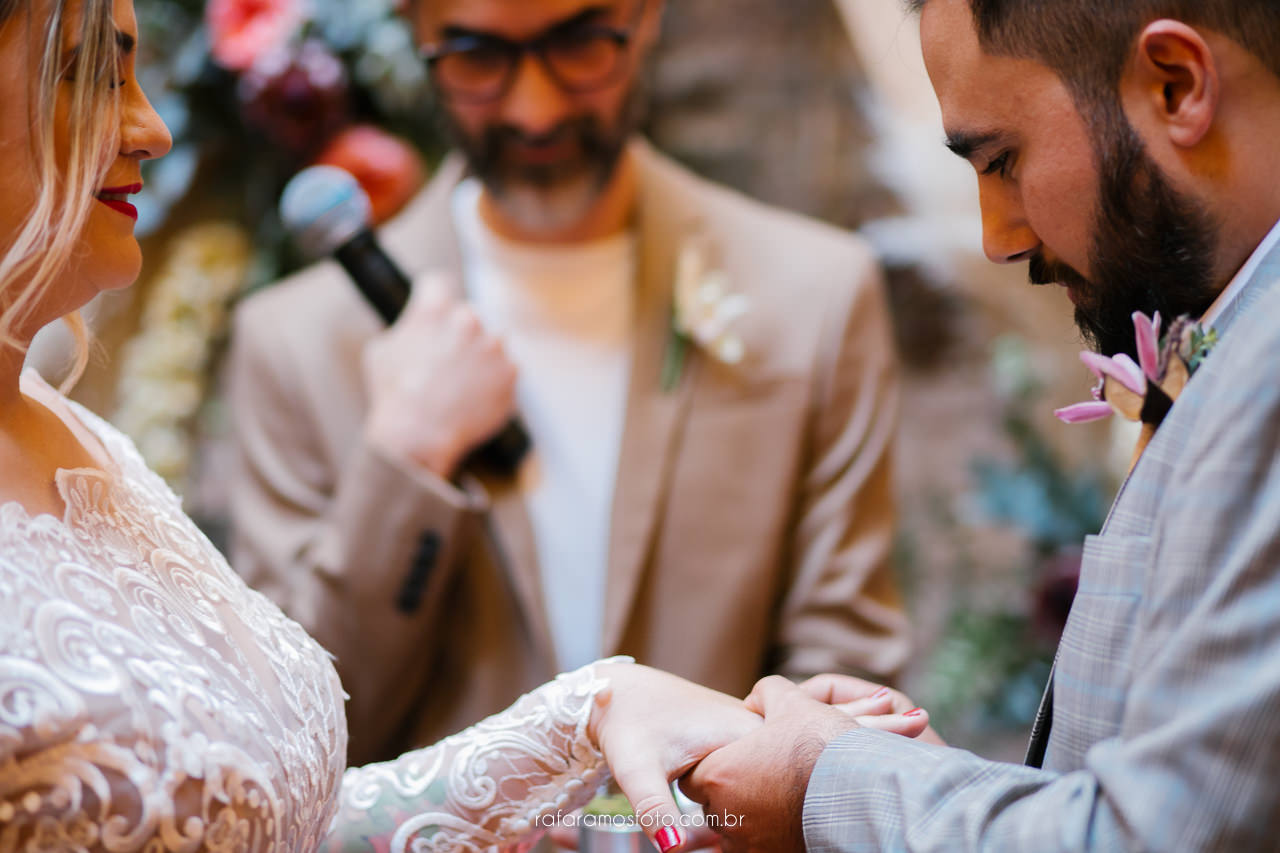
479, 472, 557, 670
602, 145, 701, 656
382, 152, 468, 293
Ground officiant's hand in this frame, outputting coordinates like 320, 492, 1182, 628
680, 676, 930, 853
588, 663, 761, 853
363, 272, 517, 478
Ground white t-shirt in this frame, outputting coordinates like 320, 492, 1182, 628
451, 178, 635, 671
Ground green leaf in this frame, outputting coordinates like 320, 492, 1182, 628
660, 328, 689, 393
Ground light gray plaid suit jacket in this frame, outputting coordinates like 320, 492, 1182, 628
803, 237, 1280, 852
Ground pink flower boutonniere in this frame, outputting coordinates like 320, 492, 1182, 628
1055, 311, 1218, 467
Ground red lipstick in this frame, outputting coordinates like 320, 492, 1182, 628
95, 182, 142, 221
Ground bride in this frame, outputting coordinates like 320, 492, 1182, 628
0, 1, 771, 850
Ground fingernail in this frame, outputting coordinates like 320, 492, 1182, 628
656, 825, 681, 852
904, 708, 924, 717
873, 687, 891, 699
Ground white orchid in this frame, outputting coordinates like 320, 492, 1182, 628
673, 236, 750, 364
662, 235, 751, 390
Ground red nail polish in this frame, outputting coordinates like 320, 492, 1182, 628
655, 825, 681, 852
905, 707, 924, 717
873, 687, 891, 699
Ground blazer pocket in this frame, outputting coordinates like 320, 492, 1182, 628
1051, 533, 1152, 761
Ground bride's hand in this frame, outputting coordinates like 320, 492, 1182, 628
587, 663, 760, 852
796, 673, 946, 746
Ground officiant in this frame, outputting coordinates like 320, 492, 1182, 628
226, 0, 910, 766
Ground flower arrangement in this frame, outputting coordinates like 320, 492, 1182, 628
112, 222, 251, 489
113, 0, 443, 489
133, 0, 439, 276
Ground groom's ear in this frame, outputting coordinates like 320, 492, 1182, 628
1120, 19, 1219, 150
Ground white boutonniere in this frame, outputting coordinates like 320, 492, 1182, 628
661, 234, 751, 391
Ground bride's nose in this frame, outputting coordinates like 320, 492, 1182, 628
119, 81, 172, 162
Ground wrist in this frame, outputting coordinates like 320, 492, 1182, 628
585, 660, 632, 747
365, 417, 464, 479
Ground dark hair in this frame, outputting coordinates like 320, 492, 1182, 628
908, 0, 1280, 116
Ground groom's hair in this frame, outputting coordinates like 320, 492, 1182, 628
907, 0, 1280, 120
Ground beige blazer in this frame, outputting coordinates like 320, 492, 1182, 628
227, 140, 909, 765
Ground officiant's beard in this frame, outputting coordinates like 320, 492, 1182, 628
439, 88, 643, 235
1029, 118, 1219, 359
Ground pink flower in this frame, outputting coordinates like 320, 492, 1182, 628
206, 0, 305, 72
1055, 349, 1146, 423
1053, 400, 1114, 424
1133, 310, 1162, 382
1054, 310, 1216, 427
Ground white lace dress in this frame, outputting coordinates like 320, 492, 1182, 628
0, 394, 610, 852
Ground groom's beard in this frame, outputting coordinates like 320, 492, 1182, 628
1029, 117, 1219, 359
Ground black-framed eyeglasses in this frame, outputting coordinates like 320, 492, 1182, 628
420, 2, 646, 104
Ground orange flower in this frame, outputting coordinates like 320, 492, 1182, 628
313, 125, 426, 225
206, 0, 305, 71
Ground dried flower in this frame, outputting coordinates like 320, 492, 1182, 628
238, 40, 350, 156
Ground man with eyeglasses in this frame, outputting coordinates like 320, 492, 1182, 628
227, 0, 909, 771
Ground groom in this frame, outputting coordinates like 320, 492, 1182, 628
683, 0, 1280, 849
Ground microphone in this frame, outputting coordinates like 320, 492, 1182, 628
280, 165, 530, 477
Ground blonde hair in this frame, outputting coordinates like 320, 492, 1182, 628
0, 0, 121, 390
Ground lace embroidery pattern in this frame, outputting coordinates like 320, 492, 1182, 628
0, 395, 615, 852
0, 400, 346, 852
334, 663, 613, 852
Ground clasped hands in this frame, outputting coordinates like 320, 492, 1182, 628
587, 665, 944, 853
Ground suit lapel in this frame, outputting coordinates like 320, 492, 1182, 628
387, 157, 557, 667
602, 144, 702, 656
479, 472, 557, 669
1027, 230, 1280, 765
383, 153, 468, 300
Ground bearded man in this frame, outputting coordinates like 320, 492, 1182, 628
227, 0, 909, 767
682, 0, 1280, 850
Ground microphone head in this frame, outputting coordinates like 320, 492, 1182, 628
279, 165, 372, 258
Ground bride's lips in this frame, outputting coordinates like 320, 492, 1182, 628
95, 183, 142, 221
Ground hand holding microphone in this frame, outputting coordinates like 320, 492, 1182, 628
280, 166, 530, 478
362, 275, 518, 479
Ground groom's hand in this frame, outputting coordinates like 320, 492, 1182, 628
681, 676, 932, 853
679, 676, 859, 853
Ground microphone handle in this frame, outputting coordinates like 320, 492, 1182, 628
334, 230, 531, 476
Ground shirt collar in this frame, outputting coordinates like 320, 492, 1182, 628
1202, 216, 1280, 329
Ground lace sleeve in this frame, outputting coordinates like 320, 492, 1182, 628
325, 659, 622, 853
